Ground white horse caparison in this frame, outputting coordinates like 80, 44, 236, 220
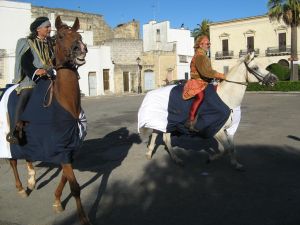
139, 52, 278, 170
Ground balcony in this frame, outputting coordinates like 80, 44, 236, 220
215, 51, 234, 60
265, 46, 291, 56
239, 48, 260, 58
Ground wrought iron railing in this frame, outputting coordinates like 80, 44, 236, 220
239, 48, 260, 57
265, 46, 291, 56
215, 51, 234, 59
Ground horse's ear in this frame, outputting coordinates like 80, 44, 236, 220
55, 16, 63, 30
72, 17, 80, 31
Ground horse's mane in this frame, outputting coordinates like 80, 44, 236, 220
224, 58, 243, 79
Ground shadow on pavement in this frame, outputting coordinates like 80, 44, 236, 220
56, 143, 300, 225
35, 127, 141, 212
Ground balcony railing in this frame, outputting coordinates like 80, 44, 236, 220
215, 51, 234, 60
265, 46, 291, 56
239, 48, 260, 58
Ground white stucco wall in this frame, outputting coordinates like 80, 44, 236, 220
210, 15, 300, 74
78, 45, 114, 96
143, 20, 194, 80
0, 1, 31, 85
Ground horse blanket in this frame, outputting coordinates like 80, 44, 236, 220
0, 80, 87, 163
138, 84, 241, 138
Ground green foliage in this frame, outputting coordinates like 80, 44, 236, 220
247, 81, 300, 91
266, 63, 290, 81
192, 19, 211, 40
268, 0, 300, 25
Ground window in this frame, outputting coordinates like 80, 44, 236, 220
279, 33, 286, 52
156, 29, 160, 42
179, 55, 188, 63
185, 72, 189, 80
247, 36, 254, 52
222, 39, 229, 56
0, 50, 5, 79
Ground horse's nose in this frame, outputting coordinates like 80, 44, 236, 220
84, 44, 88, 53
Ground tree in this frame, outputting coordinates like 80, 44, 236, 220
192, 19, 211, 40
268, 0, 300, 80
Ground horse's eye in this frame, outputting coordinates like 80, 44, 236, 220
58, 34, 64, 39
252, 66, 259, 71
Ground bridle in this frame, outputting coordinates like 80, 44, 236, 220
224, 57, 270, 86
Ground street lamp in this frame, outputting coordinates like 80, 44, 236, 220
136, 57, 142, 93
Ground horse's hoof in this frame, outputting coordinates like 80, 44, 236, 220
53, 202, 64, 213
145, 152, 152, 160
28, 182, 36, 190
235, 164, 245, 172
18, 189, 28, 198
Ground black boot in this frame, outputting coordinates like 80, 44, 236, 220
184, 118, 199, 132
6, 121, 25, 145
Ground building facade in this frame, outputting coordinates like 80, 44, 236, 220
209, 15, 300, 75
142, 20, 194, 89
0, 0, 142, 96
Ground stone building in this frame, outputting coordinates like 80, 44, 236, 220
142, 20, 194, 90
102, 38, 143, 93
31, 6, 140, 45
0, 0, 143, 96
209, 15, 300, 76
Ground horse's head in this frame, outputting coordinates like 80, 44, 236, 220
243, 52, 278, 86
54, 16, 87, 69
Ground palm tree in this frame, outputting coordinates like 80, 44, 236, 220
192, 19, 211, 40
268, 0, 300, 80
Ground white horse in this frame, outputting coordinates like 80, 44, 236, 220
138, 52, 278, 170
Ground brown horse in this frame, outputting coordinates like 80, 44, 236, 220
7, 16, 91, 225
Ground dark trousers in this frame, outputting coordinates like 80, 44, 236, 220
14, 88, 32, 127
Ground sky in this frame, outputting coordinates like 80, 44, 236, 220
16, 0, 269, 31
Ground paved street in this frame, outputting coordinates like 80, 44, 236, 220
1, 92, 300, 225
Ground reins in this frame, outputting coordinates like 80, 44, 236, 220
223, 59, 265, 86
43, 65, 78, 107
224, 79, 248, 86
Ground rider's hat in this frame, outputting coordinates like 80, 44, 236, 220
30, 16, 50, 32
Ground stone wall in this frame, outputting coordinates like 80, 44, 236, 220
31, 6, 139, 45
113, 20, 140, 40
103, 38, 143, 64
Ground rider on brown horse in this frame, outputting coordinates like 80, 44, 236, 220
7, 16, 55, 144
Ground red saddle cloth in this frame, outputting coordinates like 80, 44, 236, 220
182, 79, 208, 100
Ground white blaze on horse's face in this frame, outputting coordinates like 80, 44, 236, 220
55, 16, 87, 67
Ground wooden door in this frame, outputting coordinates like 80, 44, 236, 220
279, 33, 286, 52
123, 72, 129, 92
103, 69, 109, 91
222, 39, 229, 56
88, 72, 97, 96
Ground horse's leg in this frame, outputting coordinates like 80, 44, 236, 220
9, 159, 27, 198
226, 134, 244, 171
26, 160, 36, 190
163, 132, 184, 166
62, 164, 91, 225
146, 130, 159, 160
53, 171, 67, 213
208, 130, 228, 163
212, 130, 244, 170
